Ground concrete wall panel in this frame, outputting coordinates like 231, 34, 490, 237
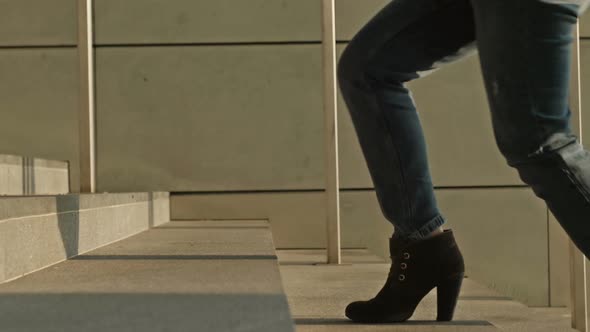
0, 49, 79, 191
0, 0, 77, 46
95, 45, 324, 192
94, 0, 388, 44
580, 10, 590, 38
96, 45, 521, 192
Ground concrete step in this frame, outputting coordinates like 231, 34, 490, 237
0, 192, 169, 284
0, 154, 69, 195
0, 220, 295, 332
278, 249, 575, 332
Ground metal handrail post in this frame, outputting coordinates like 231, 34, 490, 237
569, 22, 588, 332
77, 0, 96, 193
322, 0, 342, 264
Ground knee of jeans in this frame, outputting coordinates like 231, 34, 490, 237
505, 132, 578, 165
337, 44, 363, 89
338, 43, 411, 91
502, 132, 581, 195
494, 131, 575, 167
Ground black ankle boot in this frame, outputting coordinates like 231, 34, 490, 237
345, 229, 465, 323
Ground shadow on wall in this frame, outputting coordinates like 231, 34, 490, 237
56, 195, 80, 258
54, 193, 164, 258
148, 191, 154, 228
21, 157, 35, 195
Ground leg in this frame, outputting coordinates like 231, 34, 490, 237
338, 0, 476, 240
339, 0, 475, 323
470, 0, 590, 257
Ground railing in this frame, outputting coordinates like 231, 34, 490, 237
322, 0, 342, 265
75, 0, 343, 263
570, 22, 589, 332
77, 0, 96, 194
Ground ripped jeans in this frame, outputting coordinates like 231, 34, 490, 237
338, 0, 590, 257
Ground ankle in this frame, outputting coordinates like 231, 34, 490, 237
424, 227, 444, 239
391, 227, 444, 245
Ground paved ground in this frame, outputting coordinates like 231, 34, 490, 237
278, 249, 576, 332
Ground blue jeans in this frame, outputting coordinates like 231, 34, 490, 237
338, 0, 590, 257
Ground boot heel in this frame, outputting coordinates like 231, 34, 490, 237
436, 273, 463, 321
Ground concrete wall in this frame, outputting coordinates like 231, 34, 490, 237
93, 2, 523, 191
0, 1, 589, 306
0, 0, 79, 190
0, 2, 586, 192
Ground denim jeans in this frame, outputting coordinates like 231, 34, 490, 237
338, 0, 590, 257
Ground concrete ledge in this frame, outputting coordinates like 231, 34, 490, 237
0, 192, 169, 284
0, 154, 69, 195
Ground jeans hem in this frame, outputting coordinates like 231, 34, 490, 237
405, 214, 446, 241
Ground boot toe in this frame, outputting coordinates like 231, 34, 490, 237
345, 301, 375, 322
346, 299, 413, 323
345, 301, 364, 321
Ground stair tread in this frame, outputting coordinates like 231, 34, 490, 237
0, 220, 294, 332
278, 249, 575, 332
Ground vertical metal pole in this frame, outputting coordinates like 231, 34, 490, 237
569, 22, 588, 332
321, 0, 342, 264
570, 245, 589, 331
77, 0, 96, 193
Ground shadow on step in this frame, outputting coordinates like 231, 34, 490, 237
72, 255, 278, 260
294, 318, 493, 326
0, 293, 294, 332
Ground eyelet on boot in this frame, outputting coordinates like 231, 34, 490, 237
399, 274, 406, 281
400, 263, 407, 270
403, 252, 410, 259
